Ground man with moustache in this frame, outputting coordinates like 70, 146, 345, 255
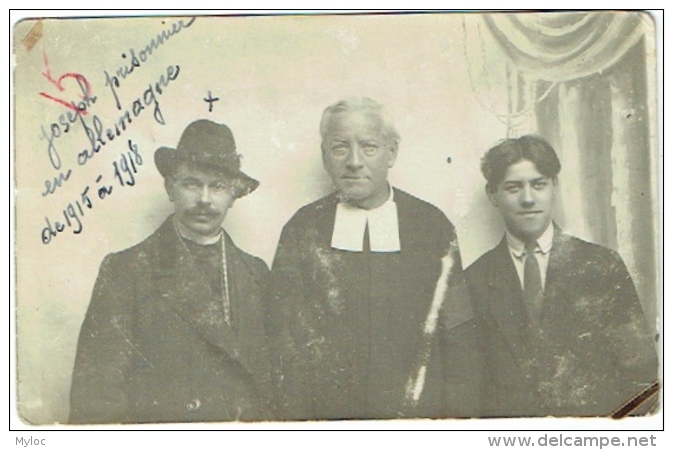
465, 135, 658, 417
70, 119, 272, 423
267, 97, 477, 420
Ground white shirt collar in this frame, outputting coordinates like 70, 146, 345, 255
506, 221, 554, 259
174, 217, 222, 246
331, 185, 401, 253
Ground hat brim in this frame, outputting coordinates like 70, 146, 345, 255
155, 147, 260, 198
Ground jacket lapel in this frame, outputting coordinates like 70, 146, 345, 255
486, 238, 535, 365
152, 219, 244, 366
223, 233, 272, 389
539, 227, 575, 334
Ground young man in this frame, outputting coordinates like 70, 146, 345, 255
267, 98, 477, 420
466, 135, 658, 417
70, 119, 272, 423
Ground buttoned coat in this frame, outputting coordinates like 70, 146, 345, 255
267, 188, 479, 420
465, 227, 658, 417
69, 217, 272, 424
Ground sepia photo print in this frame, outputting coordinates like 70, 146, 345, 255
13, 11, 661, 425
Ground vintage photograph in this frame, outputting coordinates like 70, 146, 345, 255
13, 11, 660, 425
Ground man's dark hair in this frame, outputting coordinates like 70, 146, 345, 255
481, 135, 561, 192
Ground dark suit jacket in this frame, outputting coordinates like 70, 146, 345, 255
69, 217, 272, 424
267, 188, 479, 420
465, 227, 658, 417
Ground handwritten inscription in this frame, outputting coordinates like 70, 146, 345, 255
79, 64, 180, 166
104, 17, 196, 109
39, 49, 93, 114
204, 90, 219, 112
39, 91, 97, 197
41, 140, 143, 245
38, 63, 180, 197
36, 17, 196, 243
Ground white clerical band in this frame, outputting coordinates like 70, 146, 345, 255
331, 195, 401, 253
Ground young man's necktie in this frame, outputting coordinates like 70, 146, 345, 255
524, 240, 543, 327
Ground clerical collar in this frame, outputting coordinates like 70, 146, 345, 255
506, 222, 554, 259
331, 186, 401, 253
174, 217, 222, 245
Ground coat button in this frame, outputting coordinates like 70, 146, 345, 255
186, 398, 201, 412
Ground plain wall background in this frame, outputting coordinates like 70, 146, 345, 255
13, 13, 658, 424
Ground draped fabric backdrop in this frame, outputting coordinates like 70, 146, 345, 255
464, 11, 658, 329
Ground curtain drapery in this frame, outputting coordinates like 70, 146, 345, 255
464, 11, 658, 328
482, 12, 649, 81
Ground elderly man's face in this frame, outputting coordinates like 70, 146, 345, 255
322, 110, 398, 210
487, 159, 556, 242
165, 164, 236, 238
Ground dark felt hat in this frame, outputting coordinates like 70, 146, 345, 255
154, 119, 259, 197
